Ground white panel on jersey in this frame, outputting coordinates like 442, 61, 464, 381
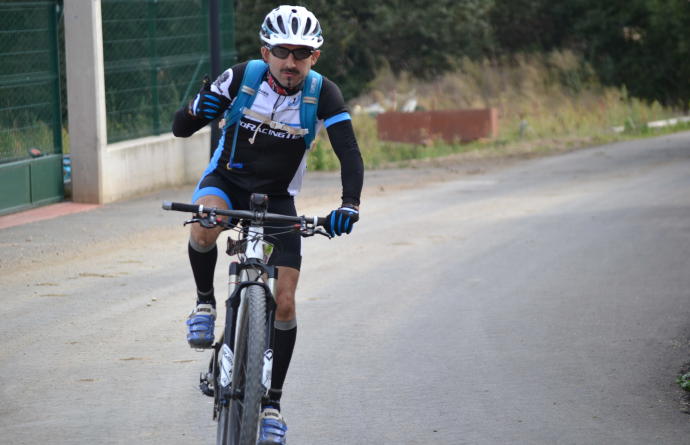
287, 152, 308, 197
248, 83, 302, 127
211, 68, 235, 97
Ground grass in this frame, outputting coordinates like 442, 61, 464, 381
308, 50, 689, 171
679, 372, 690, 391
0, 120, 67, 162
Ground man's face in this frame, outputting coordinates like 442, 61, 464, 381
261, 44, 321, 90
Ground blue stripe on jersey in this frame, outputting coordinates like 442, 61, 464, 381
193, 129, 229, 204
324, 112, 351, 128
200, 127, 227, 178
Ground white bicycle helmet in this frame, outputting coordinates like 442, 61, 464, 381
260, 5, 323, 49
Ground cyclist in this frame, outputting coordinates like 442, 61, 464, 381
172, 5, 363, 444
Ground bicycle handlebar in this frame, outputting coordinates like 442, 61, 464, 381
162, 201, 328, 227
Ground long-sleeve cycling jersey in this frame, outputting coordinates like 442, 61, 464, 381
172, 61, 364, 206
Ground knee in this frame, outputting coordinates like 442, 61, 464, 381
190, 227, 218, 251
275, 289, 296, 320
276, 305, 295, 321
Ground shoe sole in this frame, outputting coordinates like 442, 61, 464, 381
188, 339, 213, 349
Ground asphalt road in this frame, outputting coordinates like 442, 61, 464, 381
1, 132, 689, 444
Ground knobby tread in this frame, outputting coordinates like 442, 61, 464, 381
238, 284, 267, 445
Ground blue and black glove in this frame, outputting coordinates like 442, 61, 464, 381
323, 205, 359, 236
189, 77, 230, 120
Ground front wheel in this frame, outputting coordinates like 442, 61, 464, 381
218, 284, 267, 445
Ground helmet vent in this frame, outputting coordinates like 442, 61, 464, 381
265, 20, 277, 34
291, 17, 299, 34
276, 15, 286, 34
305, 18, 312, 34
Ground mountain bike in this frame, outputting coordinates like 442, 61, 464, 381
162, 194, 329, 445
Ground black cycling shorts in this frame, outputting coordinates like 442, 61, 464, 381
192, 170, 302, 270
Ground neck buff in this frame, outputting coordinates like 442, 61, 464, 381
267, 70, 301, 96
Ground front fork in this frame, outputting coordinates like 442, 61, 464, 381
208, 260, 277, 417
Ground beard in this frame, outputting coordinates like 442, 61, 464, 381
281, 69, 301, 89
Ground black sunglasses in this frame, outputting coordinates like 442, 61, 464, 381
266, 45, 314, 60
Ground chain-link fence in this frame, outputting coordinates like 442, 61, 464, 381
102, 0, 236, 143
0, 0, 236, 158
0, 1, 63, 164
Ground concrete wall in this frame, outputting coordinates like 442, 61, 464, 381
102, 129, 210, 202
64, 0, 207, 204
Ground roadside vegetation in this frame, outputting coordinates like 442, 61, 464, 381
308, 51, 690, 171
679, 372, 690, 391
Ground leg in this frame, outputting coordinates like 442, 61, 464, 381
186, 194, 230, 348
275, 266, 299, 322
260, 198, 300, 443
265, 266, 299, 407
259, 267, 297, 445
188, 194, 228, 305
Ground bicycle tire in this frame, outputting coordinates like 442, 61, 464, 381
217, 333, 239, 444
217, 401, 230, 444
218, 284, 267, 445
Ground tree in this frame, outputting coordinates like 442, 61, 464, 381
644, 0, 690, 108
235, 1, 690, 107
234, 1, 493, 99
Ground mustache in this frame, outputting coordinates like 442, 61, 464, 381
281, 69, 300, 75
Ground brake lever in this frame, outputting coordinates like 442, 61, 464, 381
183, 215, 219, 229
199, 218, 218, 229
314, 228, 332, 239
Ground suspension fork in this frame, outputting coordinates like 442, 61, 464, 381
225, 261, 278, 348
219, 261, 278, 399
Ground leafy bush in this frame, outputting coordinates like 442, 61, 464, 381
679, 372, 690, 391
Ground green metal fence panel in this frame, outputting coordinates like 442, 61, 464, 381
0, 160, 31, 212
0, 0, 64, 215
30, 153, 64, 204
219, 0, 236, 70
102, 0, 236, 143
0, 0, 63, 164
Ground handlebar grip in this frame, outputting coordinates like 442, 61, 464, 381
162, 201, 203, 213
317, 217, 328, 227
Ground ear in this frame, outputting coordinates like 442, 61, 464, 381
260, 46, 270, 63
311, 50, 321, 67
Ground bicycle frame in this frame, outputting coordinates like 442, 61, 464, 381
216, 225, 278, 412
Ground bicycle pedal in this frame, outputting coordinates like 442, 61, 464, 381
199, 372, 215, 397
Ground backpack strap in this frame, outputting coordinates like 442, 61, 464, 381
223, 60, 268, 169
224, 60, 268, 129
300, 69, 323, 150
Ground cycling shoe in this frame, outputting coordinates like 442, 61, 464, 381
257, 407, 288, 445
186, 303, 216, 348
